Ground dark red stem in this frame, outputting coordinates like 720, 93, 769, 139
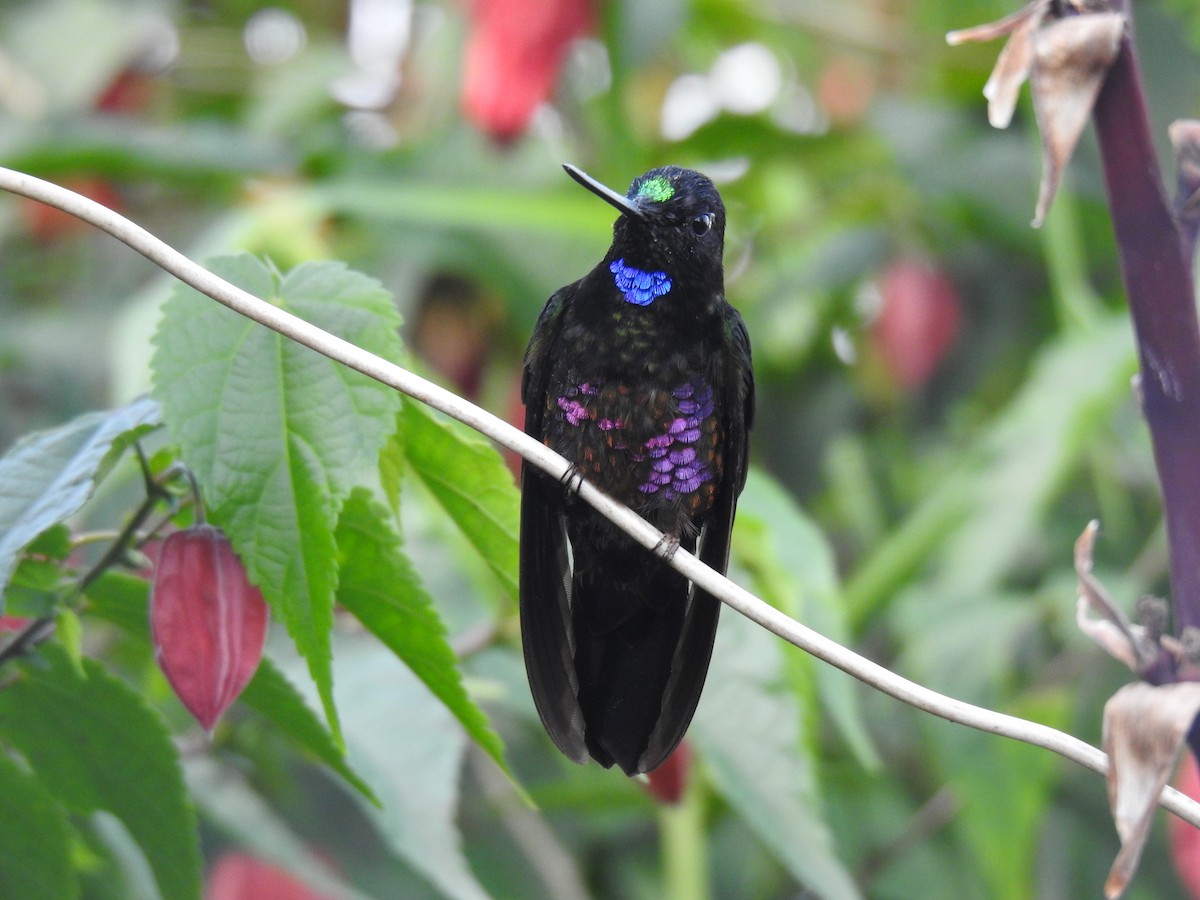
1092, 3, 1200, 647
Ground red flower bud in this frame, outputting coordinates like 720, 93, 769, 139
0, 616, 31, 633
151, 526, 268, 731
641, 740, 692, 805
869, 260, 962, 391
20, 177, 123, 243
460, 0, 594, 141
206, 853, 335, 900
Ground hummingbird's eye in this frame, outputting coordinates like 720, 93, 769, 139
690, 213, 714, 236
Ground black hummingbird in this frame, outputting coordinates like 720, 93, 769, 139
520, 163, 755, 776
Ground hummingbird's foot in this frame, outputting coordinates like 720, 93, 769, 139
558, 464, 585, 499
654, 533, 681, 562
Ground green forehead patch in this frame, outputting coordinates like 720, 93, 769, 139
635, 176, 675, 203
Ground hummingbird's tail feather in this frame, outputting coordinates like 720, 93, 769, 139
571, 531, 718, 776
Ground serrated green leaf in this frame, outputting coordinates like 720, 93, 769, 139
150, 254, 404, 742
379, 426, 405, 515
83, 571, 373, 803
0, 752, 78, 900
693, 613, 861, 900
0, 396, 161, 599
401, 400, 519, 601
335, 488, 512, 780
0, 644, 201, 900
241, 657, 378, 804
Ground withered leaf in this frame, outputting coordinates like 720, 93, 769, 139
948, 4, 1126, 226
1074, 520, 1159, 672
1170, 119, 1200, 223
985, 3, 1050, 129
1102, 681, 1200, 898
1030, 12, 1126, 226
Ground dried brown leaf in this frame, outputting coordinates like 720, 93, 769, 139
1030, 12, 1126, 226
945, 0, 1049, 46
983, 6, 1048, 128
1102, 682, 1200, 898
1074, 521, 1159, 671
1170, 119, 1200, 222
946, 0, 1051, 129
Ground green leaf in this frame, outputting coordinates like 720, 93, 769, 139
692, 613, 861, 900
84, 572, 374, 804
335, 489, 512, 779
183, 756, 371, 900
0, 752, 78, 900
151, 254, 404, 741
0, 396, 161, 599
82, 571, 153, 636
928, 691, 1070, 898
845, 317, 1135, 624
82, 812, 162, 900
316, 178, 620, 239
735, 468, 878, 769
282, 631, 490, 900
241, 658, 378, 804
0, 644, 201, 900
5, 525, 72, 618
55, 608, 85, 678
401, 400, 520, 601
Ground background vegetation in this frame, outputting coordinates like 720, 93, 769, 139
2, 0, 1200, 897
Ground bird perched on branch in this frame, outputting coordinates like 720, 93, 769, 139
520, 163, 755, 775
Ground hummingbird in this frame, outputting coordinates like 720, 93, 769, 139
520, 163, 755, 775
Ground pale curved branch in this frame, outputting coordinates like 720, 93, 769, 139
3, 165, 1198, 828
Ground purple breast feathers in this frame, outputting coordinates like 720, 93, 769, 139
553, 380, 716, 502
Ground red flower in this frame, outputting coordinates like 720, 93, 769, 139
151, 526, 268, 731
640, 740, 692, 805
0, 616, 31, 633
19, 177, 123, 243
206, 853, 335, 900
868, 260, 962, 391
461, 0, 594, 141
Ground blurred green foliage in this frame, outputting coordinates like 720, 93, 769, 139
2, 0, 1200, 897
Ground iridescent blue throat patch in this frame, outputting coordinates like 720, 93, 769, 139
610, 258, 672, 306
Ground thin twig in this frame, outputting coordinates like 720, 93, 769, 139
2, 165, 1199, 828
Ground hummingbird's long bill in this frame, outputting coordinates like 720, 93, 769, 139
563, 163, 645, 219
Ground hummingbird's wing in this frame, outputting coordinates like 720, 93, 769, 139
519, 285, 589, 764
638, 304, 755, 773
